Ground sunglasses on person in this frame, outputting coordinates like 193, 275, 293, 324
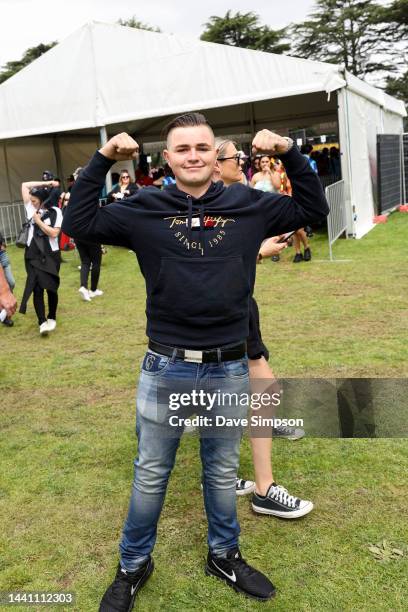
121, 175, 130, 179
216, 154, 241, 164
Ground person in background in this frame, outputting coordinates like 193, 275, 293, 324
246, 155, 260, 182
0, 230, 15, 327
42, 170, 62, 207
0, 265, 17, 320
317, 147, 330, 176
107, 170, 138, 203
153, 163, 176, 188
330, 146, 341, 179
301, 144, 318, 174
19, 180, 62, 335
250, 155, 281, 193
76, 238, 104, 302
214, 138, 313, 515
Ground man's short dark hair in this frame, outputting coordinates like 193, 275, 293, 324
164, 112, 212, 139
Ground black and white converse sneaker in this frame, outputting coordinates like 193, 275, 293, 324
272, 425, 305, 440
252, 483, 313, 518
236, 477, 256, 496
206, 548, 275, 601
99, 558, 154, 612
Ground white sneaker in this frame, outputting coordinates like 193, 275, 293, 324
47, 319, 57, 331
236, 477, 256, 496
39, 321, 49, 336
89, 289, 103, 298
79, 286, 92, 302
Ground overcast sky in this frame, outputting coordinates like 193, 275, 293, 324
0, 0, 319, 67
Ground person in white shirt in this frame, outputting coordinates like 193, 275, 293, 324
19, 180, 63, 335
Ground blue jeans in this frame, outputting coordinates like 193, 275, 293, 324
119, 350, 250, 571
0, 250, 15, 291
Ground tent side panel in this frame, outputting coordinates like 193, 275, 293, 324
58, 136, 100, 183
0, 145, 11, 202
6, 138, 57, 201
338, 88, 397, 238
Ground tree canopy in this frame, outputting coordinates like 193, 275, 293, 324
0, 42, 57, 84
200, 10, 290, 54
291, 0, 399, 78
117, 16, 161, 32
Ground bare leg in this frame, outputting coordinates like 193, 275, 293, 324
293, 231, 302, 254
298, 228, 309, 249
249, 357, 277, 496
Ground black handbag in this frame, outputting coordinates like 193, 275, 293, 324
15, 221, 30, 248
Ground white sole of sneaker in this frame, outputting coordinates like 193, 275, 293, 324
236, 483, 256, 496
251, 500, 314, 518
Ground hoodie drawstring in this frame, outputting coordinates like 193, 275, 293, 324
187, 195, 205, 256
187, 195, 193, 250
199, 205, 205, 256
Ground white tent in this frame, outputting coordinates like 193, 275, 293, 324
0, 21, 406, 237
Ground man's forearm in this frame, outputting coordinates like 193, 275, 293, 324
62, 151, 114, 240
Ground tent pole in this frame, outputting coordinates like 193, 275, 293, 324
99, 126, 112, 193
3, 143, 13, 203
341, 87, 355, 235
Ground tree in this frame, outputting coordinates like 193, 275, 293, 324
117, 16, 161, 32
291, 0, 399, 78
0, 42, 57, 84
200, 11, 290, 55
377, 0, 408, 34
385, 71, 408, 105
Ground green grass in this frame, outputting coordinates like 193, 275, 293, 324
1, 212, 408, 611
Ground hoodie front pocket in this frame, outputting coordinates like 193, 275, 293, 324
148, 256, 250, 328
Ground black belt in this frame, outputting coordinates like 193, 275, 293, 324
148, 340, 247, 364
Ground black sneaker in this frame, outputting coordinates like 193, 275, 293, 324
303, 247, 312, 261
271, 255, 280, 262
2, 317, 14, 327
252, 482, 313, 518
99, 558, 154, 612
293, 252, 303, 263
272, 424, 305, 440
206, 548, 275, 601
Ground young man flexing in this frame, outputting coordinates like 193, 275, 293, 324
63, 112, 329, 610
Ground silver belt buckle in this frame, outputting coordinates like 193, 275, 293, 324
184, 349, 203, 363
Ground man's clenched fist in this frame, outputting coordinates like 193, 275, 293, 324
252, 129, 291, 156
99, 133, 139, 161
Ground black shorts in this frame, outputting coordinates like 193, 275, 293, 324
247, 297, 269, 361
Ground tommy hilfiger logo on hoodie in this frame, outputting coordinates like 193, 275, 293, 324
164, 214, 235, 229
164, 214, 235, 254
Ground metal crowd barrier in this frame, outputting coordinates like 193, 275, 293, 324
0, 201, 26, 244
325, 180, 347, 261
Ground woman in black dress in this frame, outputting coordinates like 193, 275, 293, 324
214, 138, 313, 518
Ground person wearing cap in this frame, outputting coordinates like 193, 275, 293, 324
41, 170, 62, 208
19, 179, 63, 335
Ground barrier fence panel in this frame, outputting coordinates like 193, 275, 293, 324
377, 134, 402, 214
0, 201, 26, 244
325, 180, 347, 261
403, 133, 408, 205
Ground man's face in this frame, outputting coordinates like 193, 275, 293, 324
163, 125, 217, 189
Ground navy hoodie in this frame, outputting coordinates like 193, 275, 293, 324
63, 146, 329, 349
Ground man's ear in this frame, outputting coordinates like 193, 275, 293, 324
163, 149, 170, 165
